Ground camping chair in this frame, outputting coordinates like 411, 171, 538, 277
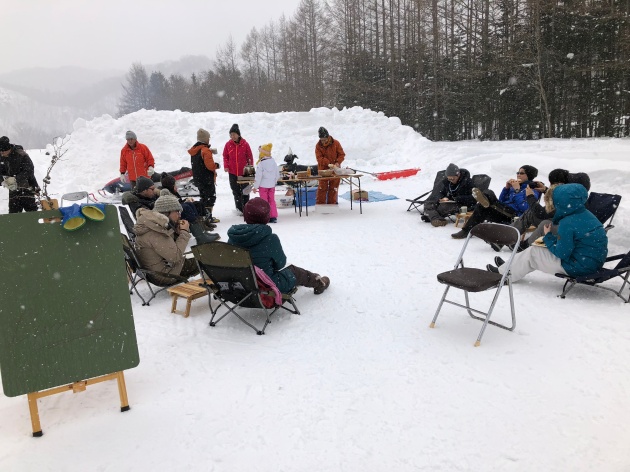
406, 170, 445, 213
555, 250, 630, 302
118, 205, 137, 243
121, 233, 188, 306
60, 191, 89, 207
585, 192, 622, 232
430, 223, 521, 346
191, 241, 300, 335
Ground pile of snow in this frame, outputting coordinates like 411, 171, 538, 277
1, 107, 630, 471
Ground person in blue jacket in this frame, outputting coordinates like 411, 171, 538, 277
452, 165, 540, 239
487, 183, 608, 281
227, 197, 330, 294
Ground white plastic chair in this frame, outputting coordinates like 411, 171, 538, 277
60, 191, 89, 207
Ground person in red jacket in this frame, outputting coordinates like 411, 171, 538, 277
222, 123, 253, 213
120, 130, 155, 190
315, 127, 345, 204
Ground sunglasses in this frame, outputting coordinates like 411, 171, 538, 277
516, 171, 527, 175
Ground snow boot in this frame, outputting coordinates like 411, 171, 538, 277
189, 221, 220, 244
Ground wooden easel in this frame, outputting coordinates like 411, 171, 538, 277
27, 371, 130, 437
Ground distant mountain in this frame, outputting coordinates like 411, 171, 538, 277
0, 56, 215, 148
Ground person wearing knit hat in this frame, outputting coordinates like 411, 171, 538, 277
120, 130, 155, 189
132, 189, 201, 286
451, 165, 542, 239
0, 136, 40, 213
423, 163, 475, 227
121, 176, 158, 217
189, 128, 220, 225
223, 123, 254, 214
252, 143, 280, 223
228, 198, 331, 295
315, 126, 345, 204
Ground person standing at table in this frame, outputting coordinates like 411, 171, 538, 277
120, 130, 155, 190
315, 126, 345, 205
222, 123, 253, 214
252, 143, 280, 223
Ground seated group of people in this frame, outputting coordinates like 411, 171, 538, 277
125, 176, 331, 296
423, 163, 607, 284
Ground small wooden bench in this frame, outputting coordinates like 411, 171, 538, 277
167, 279, 208, 318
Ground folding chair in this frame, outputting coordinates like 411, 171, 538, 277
585, 192, 622, 232
60, 191, 89, 207
191, 241, 300, 335
121, 234, 188, 306
430, 223, 521, 346
406, 170, 445, 213
556, 250, 630, 302
118, 205, 137, 244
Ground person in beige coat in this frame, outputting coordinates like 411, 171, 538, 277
133, 189, 200, 286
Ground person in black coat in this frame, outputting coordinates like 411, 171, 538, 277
423, 163, 475, 227
0, 136, 40, 213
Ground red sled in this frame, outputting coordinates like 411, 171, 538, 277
351, 167, 421, 181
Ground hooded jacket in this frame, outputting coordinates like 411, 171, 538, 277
543, 183, 608, 276
315, 136, 345, 170
189, 142, 218, 181
227, 223, 297, 293
120, 142, 155, 181
222, 137, 253, 176
498, 183, 540, 216
133, 208, 192, 285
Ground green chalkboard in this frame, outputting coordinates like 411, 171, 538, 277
0, 205, 140, 397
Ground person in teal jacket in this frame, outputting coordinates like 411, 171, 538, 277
488, 183, 608, 281
227, 197, 330, 294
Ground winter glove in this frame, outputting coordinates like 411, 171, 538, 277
120, 173, 127, 184
3, 176, 17, 191
147, 166, 155, 176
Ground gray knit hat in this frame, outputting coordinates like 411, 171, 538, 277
197, 128, 210, 144
445, 163, 460, 177
125, 130, 137, 140
154, 189, 182, 214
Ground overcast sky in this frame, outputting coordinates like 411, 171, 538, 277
0, 0, 302, 74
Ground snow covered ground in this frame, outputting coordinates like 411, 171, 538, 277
1, 107, 630, 471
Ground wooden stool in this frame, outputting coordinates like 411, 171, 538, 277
167, 279, 208, 318
454, 211, 473, 227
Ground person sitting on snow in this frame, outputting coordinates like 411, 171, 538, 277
422, 163, 475, 227
133, 190, 200, 286
227, 198, 330, 295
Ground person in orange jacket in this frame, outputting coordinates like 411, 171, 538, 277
315, 127, 345, 204
188, 128, 220, 224
120, 130, 155, 189
222, 123, 253, 213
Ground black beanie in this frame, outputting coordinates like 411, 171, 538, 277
160, 172, 176, 191
0, 136, 11, 152
520, 165, 538, 181
229, 123, 241, 136
243, 197, 271, 224
318, 127, 329, 139
135, 176, 154, 193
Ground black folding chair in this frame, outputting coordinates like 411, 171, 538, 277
430, 223, 521, 346
118, 205, 137, 243
556, 250, 630, 302
406, 170, 445, 213
585, 192, 622, 232
191, 241, 300, 335
121, 234, 188, 306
